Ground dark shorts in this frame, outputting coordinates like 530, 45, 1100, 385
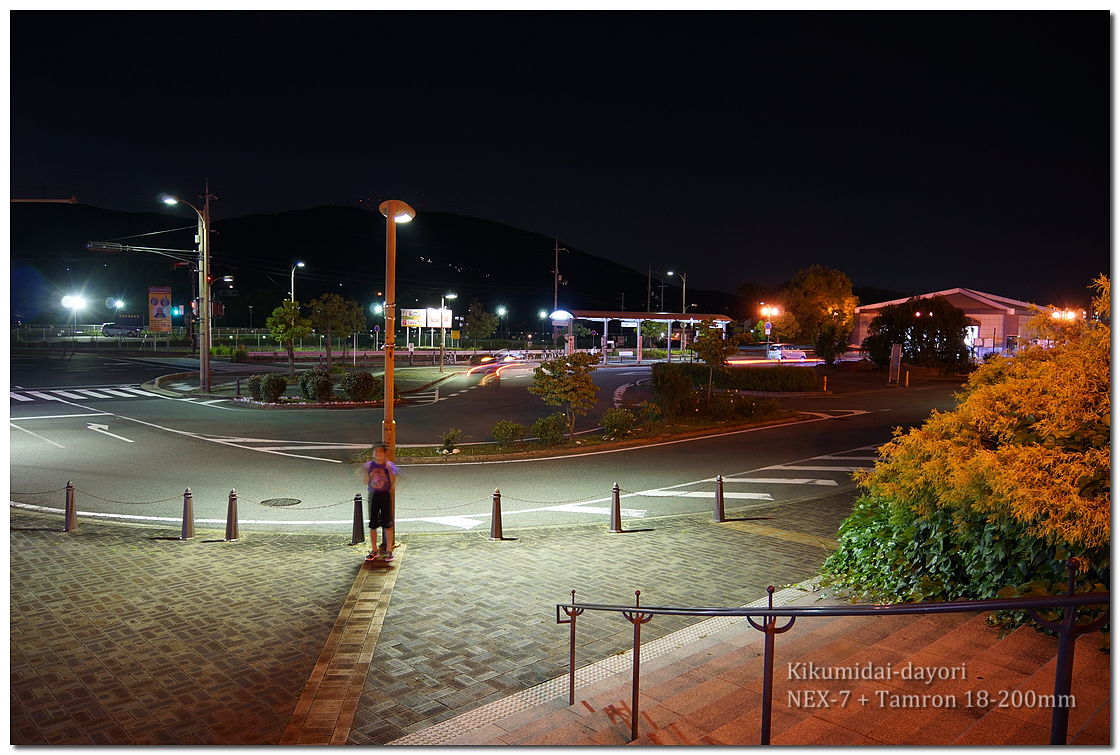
368, 490, 393, 529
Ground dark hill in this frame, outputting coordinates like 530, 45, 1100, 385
11, 203, 739, 327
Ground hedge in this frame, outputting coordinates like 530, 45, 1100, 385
651, 363, 817, 392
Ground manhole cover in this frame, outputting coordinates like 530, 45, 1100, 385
260, 498, 302, 507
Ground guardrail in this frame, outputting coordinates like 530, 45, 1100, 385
557, 563, 1109, 744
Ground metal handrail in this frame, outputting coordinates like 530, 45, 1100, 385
557, 563, 1109, 745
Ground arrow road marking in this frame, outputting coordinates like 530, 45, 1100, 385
86, 424, 135, 443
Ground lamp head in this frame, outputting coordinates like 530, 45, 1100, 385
446, 293, 458, 300
295, 261, 305, 269
160, 194, 179, 206
379, 199, 416, 224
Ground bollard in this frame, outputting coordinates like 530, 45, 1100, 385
714, 474, 726, 523
236, 377, 241, 396
351, 494, 365, 546
489, 488, 504, 540
224, 489, 239, 542
180, 488, 195, 540
609, 482, 623, 533
63, 480, 77, 532
904, 370, 910, 388
822, 375, 828, 393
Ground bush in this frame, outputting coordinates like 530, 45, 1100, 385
532, 413, 569, 447
601, 407, 636, 437
651, 364, 694, 420
232, 347, 249, 363
339, 370, 383, 401
653, 362, 817, 393
246, 374, 265, 401
491, 420, 526, 445
299, 367, 333, 401
441, 427, 463, 453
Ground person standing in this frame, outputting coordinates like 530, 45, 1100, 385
363, 444, 399, 562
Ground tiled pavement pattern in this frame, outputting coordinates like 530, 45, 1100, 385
9, 511, 362, 745
346, 492, 855, 744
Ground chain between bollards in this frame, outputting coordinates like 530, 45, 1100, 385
351, 493, 365, 546
224, 489, 239, 542
63, 480, 77, 532
609, 482, 623, 533
714, 474, 726, 523
180, 488, 195, 540
490, 488, 503, 540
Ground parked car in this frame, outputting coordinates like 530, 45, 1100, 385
493, 349, 526, 362
101, 322, 142, 337
766, 343, 807, 361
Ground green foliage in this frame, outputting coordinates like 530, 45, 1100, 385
441, 428, 463, 452
339, 370, 382, 401
267, 300, 314, 378
247, 373, 287, 403
232, 347, 249, 363
463, 299, 499, 341
781, 265, 858, 344
861, 295, 972, 371
688, 320, 744, 400
532, 413, 569, 446
636, 401, 662, 425
601, 407, 637, 437
528, 352, 599, 435
653, 363, 817, 393
246, 374, 265, 401
650, 363, 695, 420
308, 293, 365, 369
491, 420, 526, 445
820, 495, 1109, 614
813, 321, 851, 365
299, 367, 334, 401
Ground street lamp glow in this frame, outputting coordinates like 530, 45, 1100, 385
161, 195, 179, 206
497, 306, 507, 317
61, 295, 86, 310
113, 299, 125, 309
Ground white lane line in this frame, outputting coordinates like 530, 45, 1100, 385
820, 455, 878, 461
52, 390, 92, 400
9, 412, 112, 420
718, 477, 839, 487
26, 391, 63, 401
762, 465, 868, 472
10, 424, 66, 448
9, 502, 350, 525
9, 392, 33, 402
73, 389, 113, 399
635, 488, 773, 501
199, 399, 228, 405
101, 389, 140, 398
121, 387, 165, 397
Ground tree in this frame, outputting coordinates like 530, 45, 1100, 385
814, 321, 851, 365
822, 277, 1110, 605
267, 300, 313, 378
462, 299, 498, 343
688, 320, 743, 404
308, 293, 364, 370
781, 266, 858, 345
861, 296, 971, 371
527, 352, 599, 436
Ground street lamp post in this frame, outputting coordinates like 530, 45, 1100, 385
760, 304, 779, 348
668, 271, 688, 356
497, 306, 507, 339
162, 186, 215, 392
439, 293, 457, 373
290, 261, 306, 302
62, 295, 86, 348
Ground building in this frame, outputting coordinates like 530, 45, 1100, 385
853, 288, 1065, 358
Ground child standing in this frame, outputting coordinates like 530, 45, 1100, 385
363, 444, 400, 562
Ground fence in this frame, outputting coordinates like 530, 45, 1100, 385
556, 565, 1109, 745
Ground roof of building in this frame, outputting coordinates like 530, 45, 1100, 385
854, 288, 1044, 315
568, 310, 733, 323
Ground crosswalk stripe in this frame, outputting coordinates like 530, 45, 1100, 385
721, 477, 839, 487
121, 387, 163, 397
9, 392, 34, 402
101, 389, 139, 398
820, 455, 878, 461
762, 465, 868, 472
26, 391, 63, 401
73, 389, 112, 399
52, 390, 90, 400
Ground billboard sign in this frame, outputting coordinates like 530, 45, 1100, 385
148, 287, 172, 332
426, 308, 453, 328
400, 308, 426, 328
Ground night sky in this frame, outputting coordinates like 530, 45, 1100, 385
10, 10, 1109, 307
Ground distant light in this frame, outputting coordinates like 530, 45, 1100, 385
550, 309, 573, 322
497, 306, 507, 317
445, 293, 458, 300
222, 275, 235, 282
539, 309, 548, 319
62, 295, 86, 310
113, 299, 125, 309
371, 303, 384, 315
295, 261, 305, 269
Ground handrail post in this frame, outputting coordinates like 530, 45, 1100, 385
490, 489, 503, 540
180, 488, 195, 540
714, 474, 725, 523
63, 480, 77, 532
622, 591, 654, 742
351, 493, 365, 546
609, 483, 623, 533
224, 489, 239, 542
1050, 563, 1079, 744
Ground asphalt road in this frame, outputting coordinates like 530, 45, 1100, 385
9, 352, 960, 536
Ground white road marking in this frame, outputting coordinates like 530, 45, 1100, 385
121, 387, 165, 397
9, 392, 33, 402
27, 391, 63, 401
73, 389, 113, 399
101, 388, 141, 398
717, 477, 839, 486
637, 490, 773, 501
9, 412, 112, 420
819, 455, 878, 461
10, 424, 66, 448
762, 465, 868, 472
87, 423, 135, 443
52, 390, 94, 400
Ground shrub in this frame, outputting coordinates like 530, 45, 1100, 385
654, 363, 817, 393
532, 413, 569, 447
232, 347, 249, 363
258, 373, 288, 402
601, 407, 636, 437
636, 401, 662, 425
441, 427, 463, 453
299, 367, 333, 400
491, 420, 526, 445
246, 374, 265, 401
650, 364, 694, 420
339, 370, 383, 401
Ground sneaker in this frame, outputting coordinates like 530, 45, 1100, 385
381, 551, 395, 562
365, 551, 380, 562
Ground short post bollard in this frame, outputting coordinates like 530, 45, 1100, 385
490, 488, 503, 540
714, 474, 726, 523
904, 370, 910, 388
236, 377, 241, 396
63, 480, 77, 532
351, 494, 365, 546
180, 488, 195, 540
224, 489, 239, 542
822, 375, 828, 392
609, 482, 623, 533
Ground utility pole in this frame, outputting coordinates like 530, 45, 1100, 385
552, 239, 567, 312
619, 292, 625, 311
647, 266, 652, 312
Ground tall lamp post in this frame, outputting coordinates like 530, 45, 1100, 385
439, 292, 457, 373
162, 187, 215, 392
378, 200, 415, 459
760, 304, 780, 349
496, 305, 507, 339
61, 295, 86, 347
667, 270, 687, 314
290, 261, 306, 302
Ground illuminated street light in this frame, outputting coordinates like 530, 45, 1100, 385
290, 261, 306, 302
497, 305, 507, 339
439, 292, 458, 373
161, 187, 215, 392
62, 294, 86, 343
667, 270, 688, 314
113, 299, 125, 310
760, 303, 780, 348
